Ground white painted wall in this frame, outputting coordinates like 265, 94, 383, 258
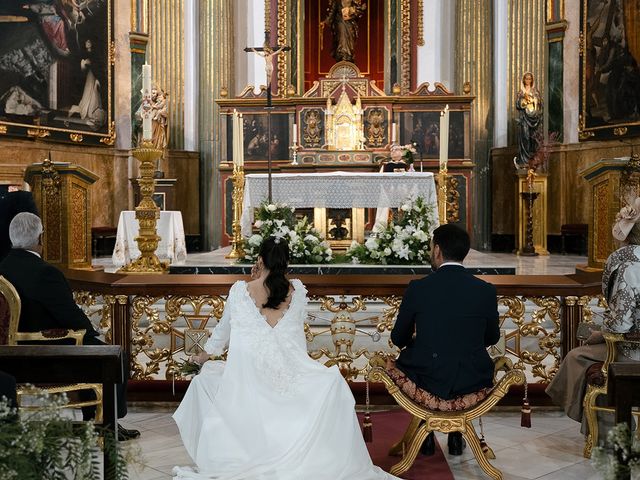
184, 0, 198, 151
235, 0, 267, 94
493, 0, 508, 147
416, 0, 456, 91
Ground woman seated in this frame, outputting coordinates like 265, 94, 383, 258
546, 198, 640, 437
173, 236, 398, 479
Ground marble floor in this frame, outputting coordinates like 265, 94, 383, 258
119, 406, 600, 480
95, 249, 588, 276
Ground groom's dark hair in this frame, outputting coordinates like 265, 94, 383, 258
259, 236, 290, 309
432, 224, 470, 262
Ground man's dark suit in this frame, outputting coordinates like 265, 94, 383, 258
0, 191, 39, 260
391, 265, 500, 400
0, 249, 126, 418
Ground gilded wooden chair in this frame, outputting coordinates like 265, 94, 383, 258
0, 275, 103, 422
368, 355, 525, 480
582, 331, 640, 457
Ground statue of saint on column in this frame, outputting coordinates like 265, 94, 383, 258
514, 72, 543, 169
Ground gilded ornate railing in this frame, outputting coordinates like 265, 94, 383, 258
66, 271, 603, 384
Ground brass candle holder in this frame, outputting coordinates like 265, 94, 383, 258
118, 141, 168, 274
438, 166, 449, 225
225, 164, 246, 259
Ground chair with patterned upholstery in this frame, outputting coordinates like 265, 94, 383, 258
0, 275, 103, 422
582, 331, 640, 458
368, 354, 525, 480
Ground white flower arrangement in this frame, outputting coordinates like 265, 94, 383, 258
346, 196, 435, 265
242, 202, 332, 264
592, 423, 640, 480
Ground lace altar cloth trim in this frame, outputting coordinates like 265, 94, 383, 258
241, 172, 438, 235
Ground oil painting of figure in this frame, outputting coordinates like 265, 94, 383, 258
583, 0, 640, 129
0, 0, 110, 135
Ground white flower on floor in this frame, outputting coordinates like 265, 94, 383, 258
254, 220, 263, 228
266, 204, 277, 212
365, 237, 379, 251
304, 234, 319, 243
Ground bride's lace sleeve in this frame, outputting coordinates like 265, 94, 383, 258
203, 283, 236, 355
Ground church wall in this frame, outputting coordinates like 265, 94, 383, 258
0, 139, 128, 228
491, 138, 640, 242
562, 0, 580, 144
416, 0, 456, 90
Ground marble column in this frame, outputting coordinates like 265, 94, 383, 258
184, 0, 199, 151
147, 0, 185, 150
455, 0, 493, 249
563, 1, 579, 144
235, 0, 266, 94
200, 0, 234, 250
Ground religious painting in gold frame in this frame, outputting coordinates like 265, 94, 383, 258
272, 0, 417, 97
0, 0, 114, 146
579, 0, 640, 140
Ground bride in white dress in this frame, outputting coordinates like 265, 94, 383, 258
173, 236, 398, 480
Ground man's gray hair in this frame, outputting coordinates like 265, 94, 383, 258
9, 212, 43, 249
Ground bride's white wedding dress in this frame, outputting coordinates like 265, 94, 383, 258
173, 279, 398, 480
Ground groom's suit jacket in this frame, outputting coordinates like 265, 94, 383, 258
391, 264, 500, 399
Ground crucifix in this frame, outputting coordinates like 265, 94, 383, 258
245, 27, 290, 204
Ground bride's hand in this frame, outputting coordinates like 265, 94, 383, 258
190, 351, 211, 365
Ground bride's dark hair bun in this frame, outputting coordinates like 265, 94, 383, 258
259, 236, 290, 309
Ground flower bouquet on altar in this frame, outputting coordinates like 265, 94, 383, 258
347, 196, 435, 265
242, 202, 333, 264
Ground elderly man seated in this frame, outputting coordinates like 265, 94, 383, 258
0, 212, 140, 440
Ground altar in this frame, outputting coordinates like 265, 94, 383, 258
217, 62, 475, 247
240, 171, 439, 244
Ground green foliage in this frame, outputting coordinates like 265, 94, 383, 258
347, 196, 435, 265
0, 393, 133, 480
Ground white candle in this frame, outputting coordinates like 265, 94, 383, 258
142, 63, 151, 94
239, 113, 244, 167
232, 110, 239, 167
439, 105, 450, 170
142, 63, 152, 141
391, 122, 397, 143
292, 123, 297, 144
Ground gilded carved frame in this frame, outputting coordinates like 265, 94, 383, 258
0, 0, 115, 146
277, 0, 418, 96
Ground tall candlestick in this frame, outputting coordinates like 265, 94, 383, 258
391, 122, 397, 143
439, 104, 450, 171
142, 63, 152, 141
292, 123, 297, 144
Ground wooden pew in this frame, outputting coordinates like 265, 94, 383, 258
608, 362, 640, 427
0, 345, 124, 480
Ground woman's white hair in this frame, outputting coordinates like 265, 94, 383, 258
9, 212, 43, 249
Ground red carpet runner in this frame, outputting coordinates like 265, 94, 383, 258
358, 410, 455, 480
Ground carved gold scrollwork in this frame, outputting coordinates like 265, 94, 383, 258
277, 0, 287, 96
99, 122, 116, 146
0, 125, 7, 134
69, 133, 83, 143
613, 127, 628, 136
166, 295, 226, 379
27, 128, 50, 139
400, 0, 411, 94
498, 295, 562, 382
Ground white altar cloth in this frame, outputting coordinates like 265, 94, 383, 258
112, 211, 187, 266
241, 171, 439, 235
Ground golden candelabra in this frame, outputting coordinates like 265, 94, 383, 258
118, 141, 168, 274
225, 164, 246, 259
438, 167, 449, 225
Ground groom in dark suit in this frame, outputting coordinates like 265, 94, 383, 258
0, 212, 139, 440
391, 223, 500, 455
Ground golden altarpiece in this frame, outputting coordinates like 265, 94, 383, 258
217, 63, 475, 247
